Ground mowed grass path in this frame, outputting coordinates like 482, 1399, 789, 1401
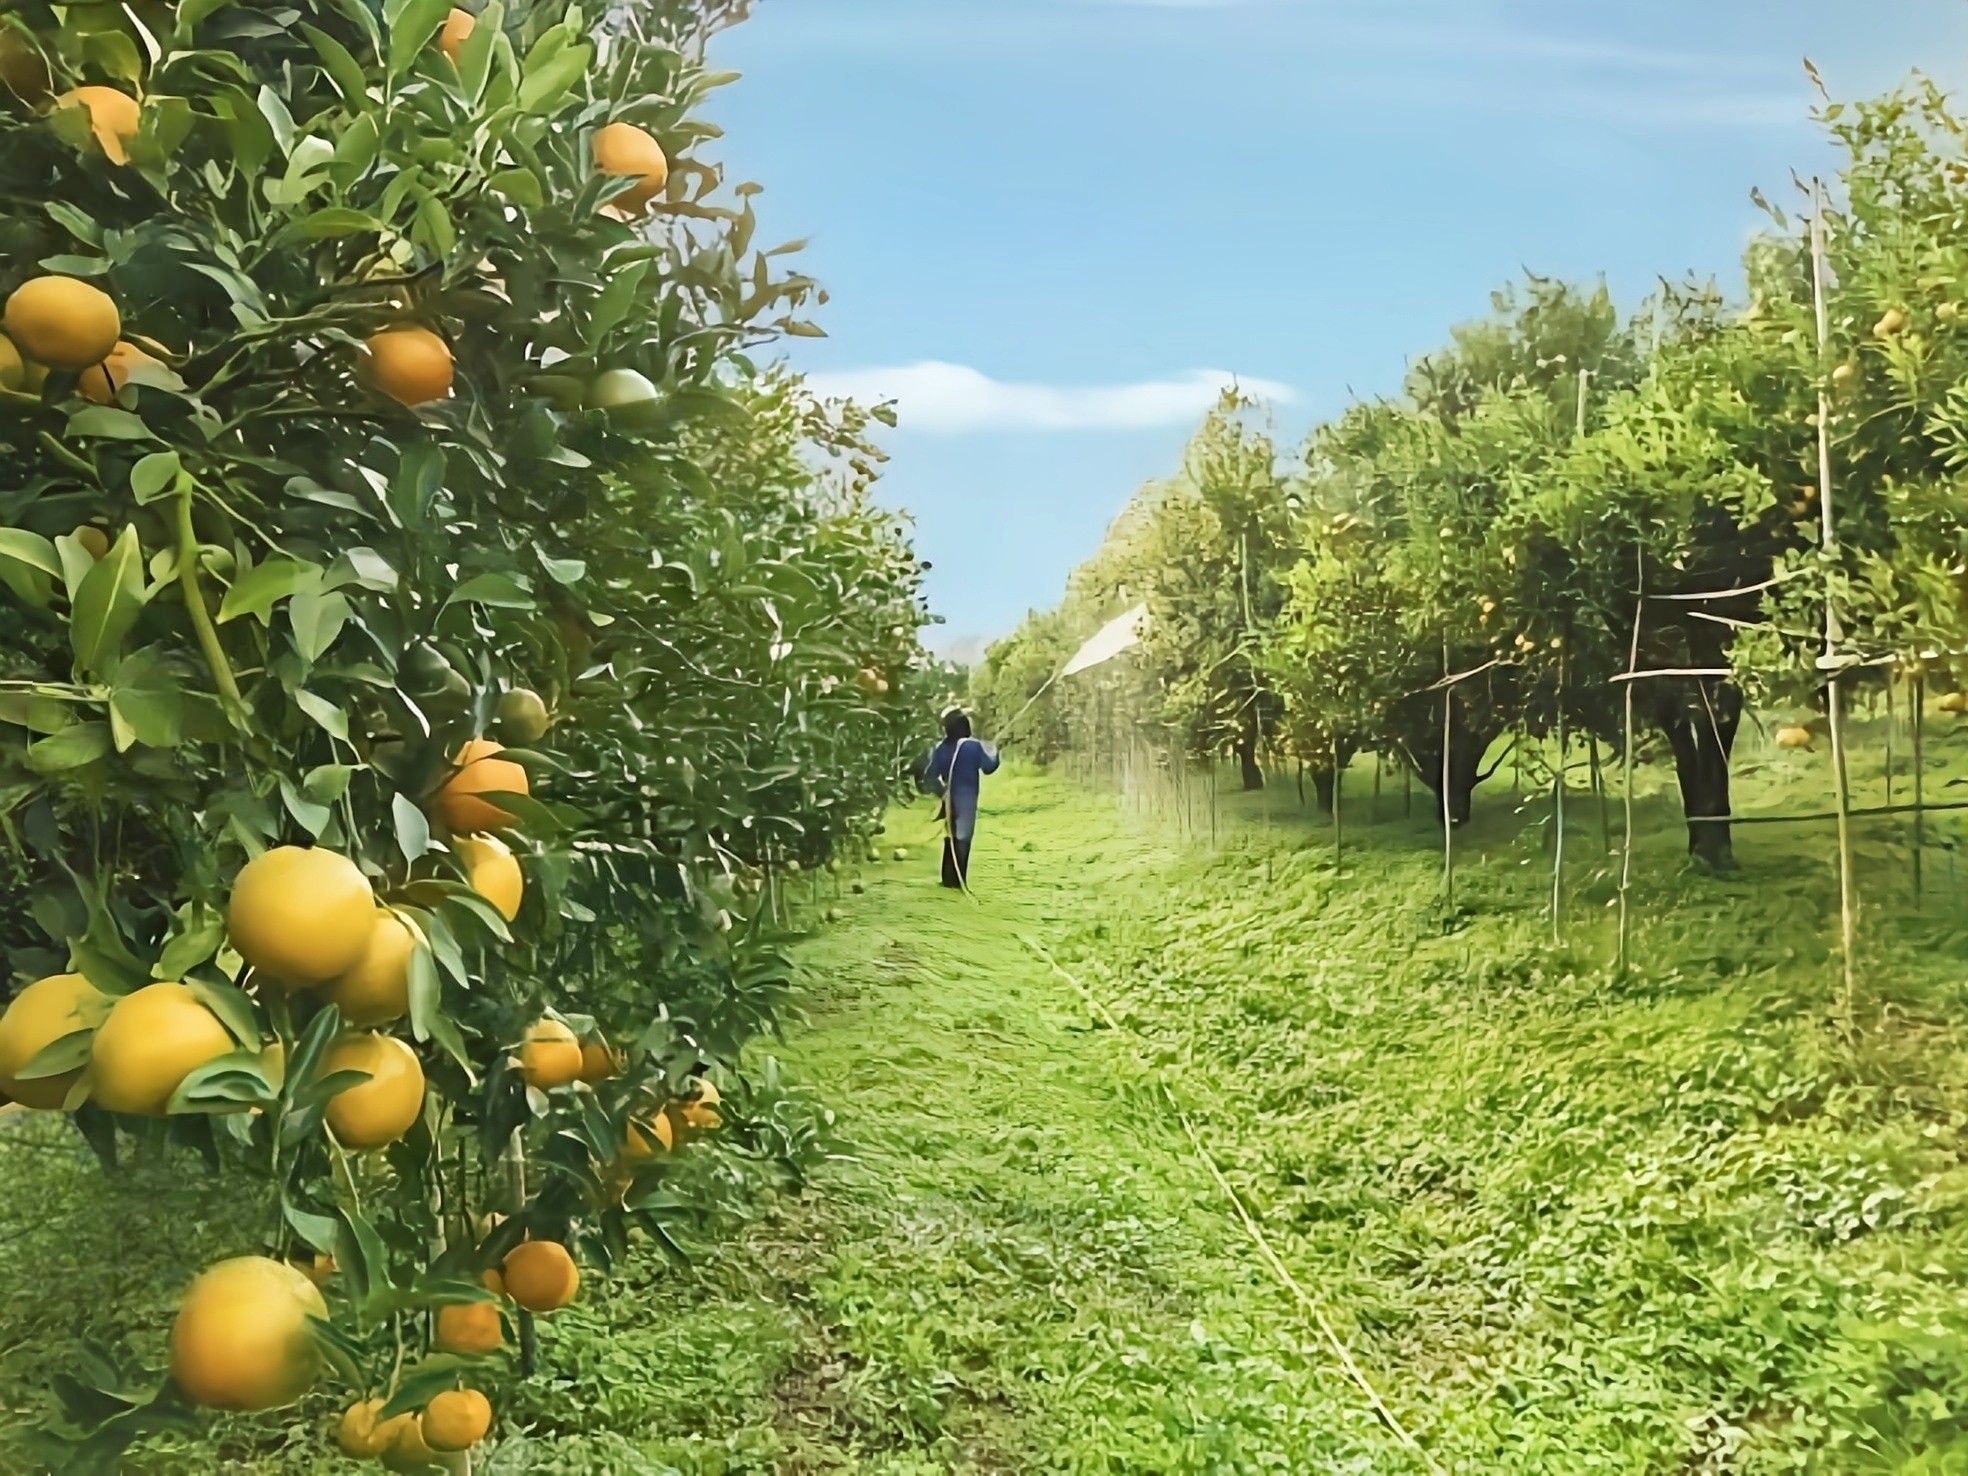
578, 768, 1415, 1474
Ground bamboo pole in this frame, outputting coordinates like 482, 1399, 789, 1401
1441, 635, 1455, 910
1811, 183, 1861, 1029
1913, 672, 1926, 904
1617, 547, 1642, 976
1332, 735, 1343, 869
1552, 653, 1566, 944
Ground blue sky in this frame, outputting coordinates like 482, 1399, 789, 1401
706, 1, 1968, 661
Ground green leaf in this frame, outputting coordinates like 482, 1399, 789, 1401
288, 588, 351, 663
168, 1050, 277, 1114
392, 792, 431, 864
26, 721, 112, 774
187, 979, 259, 1045
68, 526, 145, 677
65, 406, 152, 441
16, 1027, 92, 1081
0, 528, 60, 609
217, 557, 321, 624
283, 1203, 342, 1256
279, 774, 333, 838
303, 764, 354, 806
156, 907, 225, 979
129, 451, 182, 503
445, 572, 534, 609
406, 941, 441, 1044
301, 22, 369, 108
295, 688, 349, 741
385, 0, 452, 77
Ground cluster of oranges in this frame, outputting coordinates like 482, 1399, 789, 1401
3, 10, 674, 414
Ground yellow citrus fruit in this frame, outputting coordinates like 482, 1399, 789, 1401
592, 120, 669, 215
78, 339, 159, 403
90, 982, 233, 1116
577, 1038, 619, 1085
421, 1388, 492, 1452
437, 6, 475, 59
338, 1397, 392, 1458
0, 972, 108, 1109
170, 1256, 327, 1411
494, 687, 550, 744
324, 908, 415, 1027
229, 846, 375, 986
621, 1108, 673, 1163
457, 834, 523, 922
380, 1413, 441, 1472
480, 1266, 505, 1295
4, 276, 120, 371
518, 1018, 581, 1090
434, 1300, 503, 1354
502, 1240, 579, 1312
321, 1033, 425, 1149
0, 334, 22, 391
1774, 725, 1814, 751
432, 738, 529, 834
1876, 307, 1908, 339
673, 1075, 722, 1134
363, 325, 453, 406
54, 85, 139, 163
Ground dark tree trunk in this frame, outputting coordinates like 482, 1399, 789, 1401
1236, 725, 1263, 791
1652, 677, 1743, 871
1307, 741, 1356, 815
1408, 708, 1499, 827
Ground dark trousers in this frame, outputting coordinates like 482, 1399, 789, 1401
941, 835, 972, 888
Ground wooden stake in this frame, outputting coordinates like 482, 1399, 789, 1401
1552, 653, 1566, 943
1441, 635, 1455, 911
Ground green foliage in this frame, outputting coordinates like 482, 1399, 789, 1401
0, 0, 927, 1460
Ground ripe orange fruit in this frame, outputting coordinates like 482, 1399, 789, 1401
433, 1300, 503, 1355
363, 326, 453, 406
53, 85, 139, 163
338, 1397, 392, 1457
480, 1266, 505, 1295
437, 6, 475, 60
577, 1037, 620, 1085
502, 1240, 579, 1312
432, 739, 529, 833
78, 339, 159, 403
518, 1018, 581, 1090
229, 846, 375, 986
421, 1388, 492, 1451
170, 1256, 327, 1411
0, 972, 108, 1109
592, 121, 669, 214
1774, 725, 1814, 752
325, 908, 415, 1027
90, 982, 233, 1116
457, 834, 522, 921
4, 275, 120, 371
0, 334, 23, 391
321, 1033, 425, 1149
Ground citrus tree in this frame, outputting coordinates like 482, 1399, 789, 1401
0, 0, 925, 1468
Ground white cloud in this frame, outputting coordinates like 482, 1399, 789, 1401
804, 361, 1295, 434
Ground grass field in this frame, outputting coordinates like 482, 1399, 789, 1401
5, 723, 1968, 1472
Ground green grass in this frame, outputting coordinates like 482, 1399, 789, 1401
6, 725, 1968, 1472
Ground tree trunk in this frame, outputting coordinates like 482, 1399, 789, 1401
1653, 677, 1743, 871
1236, 725, 1263, 791
1409, 710, 1495, 827
1311, 768, 1335, 814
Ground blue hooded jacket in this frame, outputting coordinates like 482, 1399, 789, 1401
923, 736, 1000, 841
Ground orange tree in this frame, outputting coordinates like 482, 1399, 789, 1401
0, 0, 925, 1467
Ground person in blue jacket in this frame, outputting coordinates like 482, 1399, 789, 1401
921, 708, 1001, 888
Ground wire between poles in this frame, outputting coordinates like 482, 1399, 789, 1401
1020, 933, 1442, 1473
